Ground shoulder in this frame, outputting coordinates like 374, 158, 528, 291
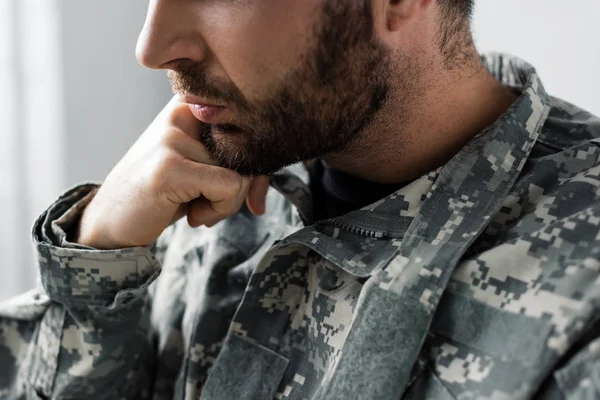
520, 96, 600, 223
536, 96, 600, 151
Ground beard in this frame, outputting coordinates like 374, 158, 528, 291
169, 1, 391, 176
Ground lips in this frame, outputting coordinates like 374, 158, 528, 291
188, 103, 229, 124
183, 95, 231, 124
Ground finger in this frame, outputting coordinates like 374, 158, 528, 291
176, 160, 244, 205
167, 97, 203, 139
164, 129, 219, 167
187, 198, 222, 227
246, 176, 270, 215
210, 176, 251, 216
186, 176, 251, 226
170, 203, 190, 226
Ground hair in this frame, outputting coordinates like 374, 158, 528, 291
436, 0, 476, 68
438, 0, 474, 20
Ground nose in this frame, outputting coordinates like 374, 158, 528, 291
136, 0, 207, 70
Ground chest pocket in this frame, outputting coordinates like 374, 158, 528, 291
199, 248, 366, 400
201, 334, 289, 400
409, 290, 553, 399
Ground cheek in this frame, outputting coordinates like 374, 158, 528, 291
205, 0, 321, 100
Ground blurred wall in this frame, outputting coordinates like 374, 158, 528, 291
473, 0, 600, 115
59, 0, 172, 186
0, 1, 172, 302
0, 0, 67, 301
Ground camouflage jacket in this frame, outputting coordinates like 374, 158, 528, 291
1, 53, 600, 400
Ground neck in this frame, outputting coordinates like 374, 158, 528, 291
323, 51, 518, 184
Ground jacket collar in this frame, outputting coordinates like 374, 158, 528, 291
271, 53, 551, 279
317, 54, 553, 399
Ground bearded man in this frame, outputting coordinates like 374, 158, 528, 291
1, 1, 599, 399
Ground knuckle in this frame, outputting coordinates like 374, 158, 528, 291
160, 149, 183, 170
161, 128, 185, 150
212, 169, 243, 198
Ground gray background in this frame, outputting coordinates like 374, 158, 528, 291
61, 1, 172, 185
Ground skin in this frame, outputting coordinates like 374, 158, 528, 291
136, 0, 518, 184
75, 0, 519, 249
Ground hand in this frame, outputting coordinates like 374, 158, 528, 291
75, 96, 270, 249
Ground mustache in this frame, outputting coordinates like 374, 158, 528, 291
168, 63, 246, 107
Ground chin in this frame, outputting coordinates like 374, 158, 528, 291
214, 123, 245, 135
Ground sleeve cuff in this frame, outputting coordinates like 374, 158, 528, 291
33, 182, 100, 249
32, 183, 162, 308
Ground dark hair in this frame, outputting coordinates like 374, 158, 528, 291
438, 0, 474, 21
436, 0, 476, 67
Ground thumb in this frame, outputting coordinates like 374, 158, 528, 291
246, 176, 270, 215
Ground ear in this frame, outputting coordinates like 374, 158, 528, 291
386, 0, 436, 31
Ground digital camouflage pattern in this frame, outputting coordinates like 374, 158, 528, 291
1, 53, 600, 399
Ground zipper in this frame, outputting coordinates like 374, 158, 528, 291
315, 218, 386, 239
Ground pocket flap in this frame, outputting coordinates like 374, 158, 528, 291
431, 291, 551, 364
201, 334, 289, 400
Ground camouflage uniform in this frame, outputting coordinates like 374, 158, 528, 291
1, 53, 600, 399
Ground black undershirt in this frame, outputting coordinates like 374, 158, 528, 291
308, 159, 408, 220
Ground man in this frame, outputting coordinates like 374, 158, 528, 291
1, 0, 599, 398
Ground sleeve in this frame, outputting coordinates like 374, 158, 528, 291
0, 183, 170, 400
